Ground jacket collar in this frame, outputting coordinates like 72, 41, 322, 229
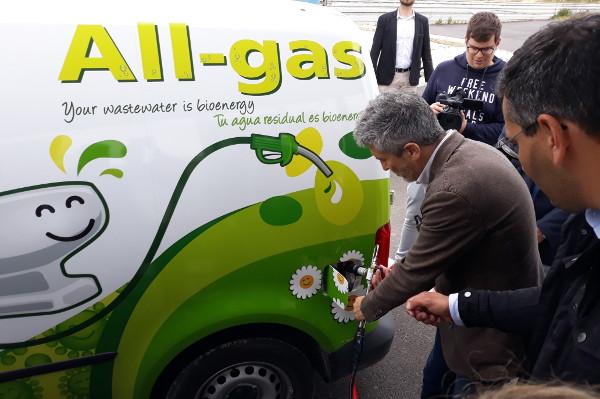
428, 131, 465, 184
416, 131, 454, 185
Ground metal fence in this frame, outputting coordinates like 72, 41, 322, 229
325, 0, 600, 27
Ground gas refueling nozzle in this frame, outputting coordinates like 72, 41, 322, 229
334, 260, 368, 277
331, 259, 367, 293
349, 244, 380, 399
250, 133, 333, 177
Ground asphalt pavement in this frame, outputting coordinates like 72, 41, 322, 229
430, 20, 550, 51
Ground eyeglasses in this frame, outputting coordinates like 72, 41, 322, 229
466, 45, 496, 56
495, 124, 536, 160
496, 131, 522, 160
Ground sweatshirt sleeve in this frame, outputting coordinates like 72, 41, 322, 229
463, 122, 504, 146
422, 68, 439, 104
395, 182, 426, 260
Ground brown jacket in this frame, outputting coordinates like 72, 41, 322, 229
361, 133, 542, 380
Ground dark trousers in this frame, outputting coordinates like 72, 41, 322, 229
421, 330, 480, 398
421, 329, 453, 398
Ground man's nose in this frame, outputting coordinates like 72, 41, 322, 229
379, 161, 389, 171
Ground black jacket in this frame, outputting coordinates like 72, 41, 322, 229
370, 11, 433, 86
457, 212, 600, 385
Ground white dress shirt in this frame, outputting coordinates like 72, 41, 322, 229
416, 130, 454, 186
396, 9, 415, 69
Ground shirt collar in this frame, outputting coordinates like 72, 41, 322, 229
585, 209, 600, 238
397, 9, 415, 20
416, 131, 454, 185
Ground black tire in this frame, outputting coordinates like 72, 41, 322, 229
165, 337, 315, 399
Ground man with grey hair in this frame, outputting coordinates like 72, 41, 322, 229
406, 14, 600, 387
352, 91, 542, 394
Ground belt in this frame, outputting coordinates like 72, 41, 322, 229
395, 67, 411, 72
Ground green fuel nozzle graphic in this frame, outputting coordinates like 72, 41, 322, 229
251, 133, 333, 177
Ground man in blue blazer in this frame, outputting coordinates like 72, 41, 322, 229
370, 0, 433, 92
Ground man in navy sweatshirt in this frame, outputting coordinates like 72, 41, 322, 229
423, 12, 505, 146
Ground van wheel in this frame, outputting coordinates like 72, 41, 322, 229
165, 338, 315, 399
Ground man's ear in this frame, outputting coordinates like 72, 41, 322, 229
495, 37, 502, 47
537, 114, 570, 166
403, 142, 421, 160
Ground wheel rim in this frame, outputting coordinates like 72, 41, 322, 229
195, 361, 293, 399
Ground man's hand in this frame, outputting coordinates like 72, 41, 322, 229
458, 111, 468, 133
371, 265, 391, 288
536, 227, 545, 243
353, 295, 365, 321
430, 102, 445, 115
406, 291, 452, 326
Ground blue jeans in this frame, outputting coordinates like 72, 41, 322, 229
421, 329, 454, 398
448, 376, 477, 397
421, 330, 490, 397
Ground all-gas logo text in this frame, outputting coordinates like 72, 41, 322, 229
59, 24, 366, 96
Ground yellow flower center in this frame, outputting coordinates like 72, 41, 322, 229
300, 275, 314, 289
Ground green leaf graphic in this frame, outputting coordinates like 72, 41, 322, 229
339, 132, 372, 160
77, 140, 127, 175
100, 169, 124, 178
259, 196, 303, 226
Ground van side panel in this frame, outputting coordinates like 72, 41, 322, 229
0, 2, 390, 397
98, 180, 388, 398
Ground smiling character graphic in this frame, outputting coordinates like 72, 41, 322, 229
0, 182, 108, 318
289, 265, 321, 299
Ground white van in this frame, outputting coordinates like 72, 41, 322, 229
0, 1, 393, 397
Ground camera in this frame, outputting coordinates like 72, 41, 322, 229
435, 88, 484, 131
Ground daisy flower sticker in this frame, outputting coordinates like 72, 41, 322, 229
340, 249, 364, 265
331, 297, 355, 323
290, 265, 321, 299
332, 268, 349, 294
339, 249, 366, 294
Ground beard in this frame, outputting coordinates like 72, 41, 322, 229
400, 0, 415, 6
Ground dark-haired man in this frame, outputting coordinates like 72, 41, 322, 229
370, 0, 433, 93
407, 14, 600, 388
423, 12, 505, 145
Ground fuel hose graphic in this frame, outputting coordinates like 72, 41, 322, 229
1, 133, 333, 348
